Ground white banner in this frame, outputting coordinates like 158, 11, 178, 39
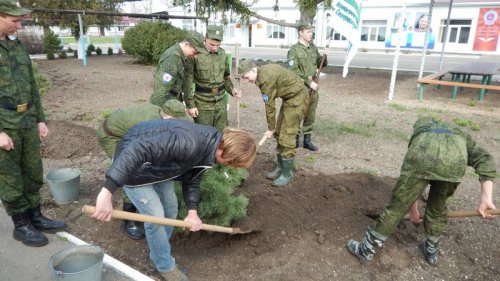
327, 0, 363, 77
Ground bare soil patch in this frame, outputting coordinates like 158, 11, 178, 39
38, 55, 499, 281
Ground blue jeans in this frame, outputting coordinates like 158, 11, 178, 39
124, 180, 178, 272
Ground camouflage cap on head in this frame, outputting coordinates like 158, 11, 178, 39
206, 25, 224, 41
297, 22, 314, 31
161, 99, 189, 119
238, 59, 256, 76
0, 0, 31, 16
185, 31, 206, 53
161, 99, 190, 120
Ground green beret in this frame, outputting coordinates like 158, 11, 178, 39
161, 99, 190, 120
297, 22, 314, 31
238, 59, 256, 76
0, 0, 31, 16
185, 31, 206, 53
206, 25, 224, 41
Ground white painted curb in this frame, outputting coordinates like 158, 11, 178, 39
56, 231, 155, 281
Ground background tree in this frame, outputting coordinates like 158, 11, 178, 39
21, 0, 124, 39
170, 0, 333, 27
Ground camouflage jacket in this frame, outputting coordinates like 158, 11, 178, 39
183, 47, 234, 109
0, 37, 45, 131
287, 41, 326, 88
256, 64, 309, 130
103, 103, 162, 139
401, 117, 496, 182
150, 44, 186, 106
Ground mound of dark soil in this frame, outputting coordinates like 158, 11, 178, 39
41, 120, 102, 159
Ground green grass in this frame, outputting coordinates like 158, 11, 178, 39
101, 109, 112, 119
304, 154, 317, 165
453, 118, 481, 131
81, 113, 95, 122
388, 103, 407, 112
416, 107, 448, 115
60, 36, 123, 45
315, 120, 374, 141
355, 168, 378, 176
381, 128, 410, 142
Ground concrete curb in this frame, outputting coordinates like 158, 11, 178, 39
56, 231, 154, 281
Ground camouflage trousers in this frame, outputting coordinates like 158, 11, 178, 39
300, 91, 318, 135
193, 93, 227, 131
373, 175, 459, 238
0, 127, 43, 216
274, 92, 308, 158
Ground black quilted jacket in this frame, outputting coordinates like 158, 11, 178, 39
103, 119, 221, 209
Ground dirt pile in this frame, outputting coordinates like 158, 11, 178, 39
41, 120, 101, 159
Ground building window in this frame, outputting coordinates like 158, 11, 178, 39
267, 23, 285, 39
439, 19, 472, 44
227, 25, 235, 38
360, 20, 387, 42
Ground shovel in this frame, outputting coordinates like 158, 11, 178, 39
366, 209, 500, 220
82, 205, 256, 235
257, 135, 268, 152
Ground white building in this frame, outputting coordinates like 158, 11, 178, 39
164, 0, 500, 54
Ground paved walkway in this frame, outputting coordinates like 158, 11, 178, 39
0, 205, 153, 281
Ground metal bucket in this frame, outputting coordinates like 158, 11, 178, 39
46, 168, 81, 204
49, 245, 104, 281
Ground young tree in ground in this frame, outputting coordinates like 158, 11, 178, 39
175, 166, 249, 228
42, 29, 62, 59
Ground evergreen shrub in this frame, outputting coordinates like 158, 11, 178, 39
122, 21, 187, 64
174, 165, 249, 229
96, 47, 102, 55
43, 30, 62, 56
107, 47, 113, 55
32, 62, 51, 96
58, 51, 67, 59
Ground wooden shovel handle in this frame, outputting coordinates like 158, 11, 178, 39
82, 205, 238, 234
257, 135, 267, 147
447, 209, 500, 218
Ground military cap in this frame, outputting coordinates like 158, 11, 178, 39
206, 25, 224, 41
185, 31, 206, 53
161, 99, 190, 120
238, 59, 256, 76
297, 22, 314, 31
0, 0, 31, 16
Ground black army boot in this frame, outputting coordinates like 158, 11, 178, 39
420, 237, 439, 265
295, 135, 300, 148
122, 202, 145, 240
266, 154, 282, 180
29, 204, 66, 233
303, 134, 318, 151
346, 226, 387, 264
12, 213, 48, 247
272, 158, 294, 187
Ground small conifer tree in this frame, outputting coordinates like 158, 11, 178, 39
174, 165, 249, 230
43, 30, 62, 59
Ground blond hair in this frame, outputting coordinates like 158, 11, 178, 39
218, 128, 257, 169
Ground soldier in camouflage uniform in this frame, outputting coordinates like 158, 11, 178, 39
0, 1, 65, 247
150, 31, 205, 107
184, 25, 241, 131
239, 59, 308, 187
97, 99, 189, 240
347, 117, 496, 266
287, 23, 328, 151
